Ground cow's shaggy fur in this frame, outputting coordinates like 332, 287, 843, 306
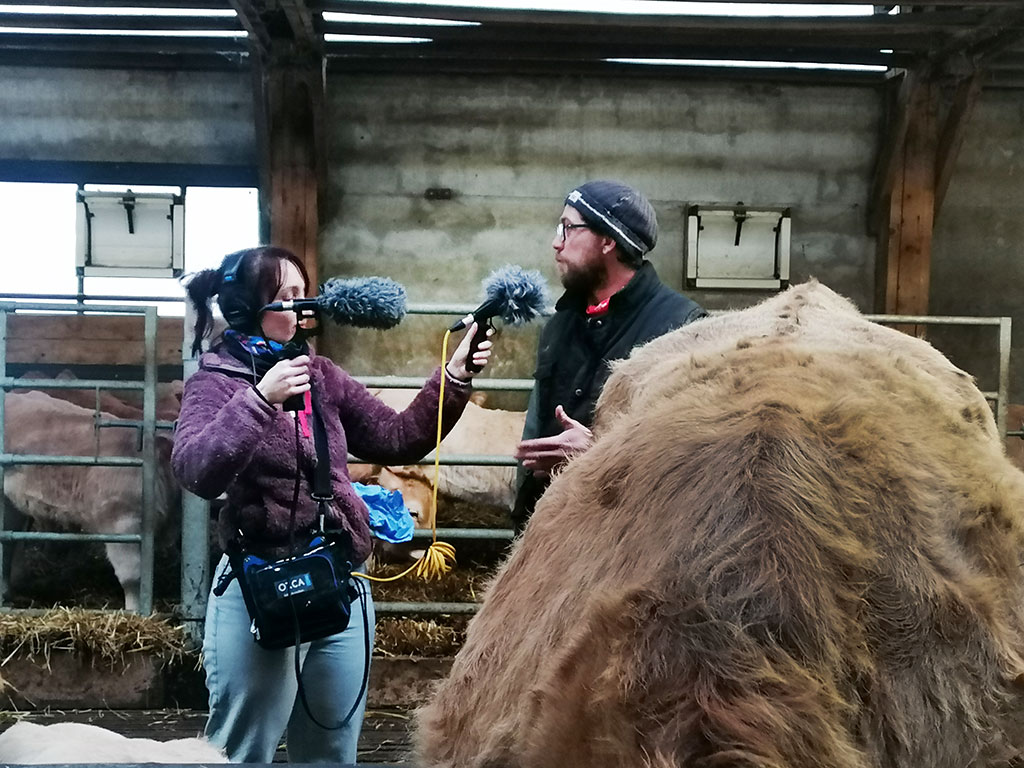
416, 281, 1024, 768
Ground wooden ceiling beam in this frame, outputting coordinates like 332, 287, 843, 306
931, 5, 1024, 63
9, 0, 228, 7
229, 0, 320, 54
318, 0, 1016, 19
323, 41, 912, 68
933, 70, 983, 218
0, 13, 243, 31
318, 1, 990, 30
318, 19, 975, 49
0, 31, 248, 53
327, 53, 890, 83
279, 0, 319, 49
0, 47, 248, 69
228, 0, 271, 56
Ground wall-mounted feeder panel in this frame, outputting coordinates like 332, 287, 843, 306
76, 189, 184, 278
685, 203, 790, 290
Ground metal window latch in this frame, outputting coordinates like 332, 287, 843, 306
122, 191, 136, 234
733, 202, 748, 246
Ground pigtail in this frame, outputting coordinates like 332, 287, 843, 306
181, 268, 222, 356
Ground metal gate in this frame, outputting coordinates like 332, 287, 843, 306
0, 302, 161, 615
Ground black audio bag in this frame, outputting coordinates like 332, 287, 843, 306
223, 529, 357, 650
215, 385, 357, 650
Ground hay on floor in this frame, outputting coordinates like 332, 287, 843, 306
369, 563, 494, 603
375, 616, 469, 657
0, 607, 190, 672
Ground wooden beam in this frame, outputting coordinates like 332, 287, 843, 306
934, 70, 983, 219
5, 315, 182, 367
320, 0, 999, 28
279, 0, 319, 49
933, 5, 1024, 62
257, 49, 324, 287
327, 53, 890, 84
868, 70, 918, 235
228, 0, 271, 57
876, 76, 938, 324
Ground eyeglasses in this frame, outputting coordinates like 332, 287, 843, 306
555, 221, 592, 243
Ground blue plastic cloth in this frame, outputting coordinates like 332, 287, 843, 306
352, 482, 415, 543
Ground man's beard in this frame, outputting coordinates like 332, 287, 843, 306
560, 258, 607, 297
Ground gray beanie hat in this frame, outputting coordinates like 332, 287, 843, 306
565, 180, 658, 261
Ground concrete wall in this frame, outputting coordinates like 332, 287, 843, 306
1, 66, 1020, 403
931, 90, 1024, 401
0, 65, 254, 166
320, 73, 880, 404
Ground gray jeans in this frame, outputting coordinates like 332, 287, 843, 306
203, 554, 375, 763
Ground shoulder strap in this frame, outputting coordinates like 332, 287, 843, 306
308, 386, 334, 512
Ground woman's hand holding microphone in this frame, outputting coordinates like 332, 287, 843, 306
257, 355, 311, 406
446, 322, 495, 382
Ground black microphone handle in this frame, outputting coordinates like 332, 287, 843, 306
465, 318, 493, 375
281, 343, 308, 412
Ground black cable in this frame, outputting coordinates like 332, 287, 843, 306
293, 579, 371, 731
285, 407, 372, 732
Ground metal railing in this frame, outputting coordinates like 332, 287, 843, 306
0, 295, 1012, 628
0, 302, 160, 615
372, 310, 1014, 617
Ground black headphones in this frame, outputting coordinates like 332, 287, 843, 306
218, 249, 258, 332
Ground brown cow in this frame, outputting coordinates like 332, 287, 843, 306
350, 390, 524, 529
3, 390, 178, 611
417, 281, 1024, 768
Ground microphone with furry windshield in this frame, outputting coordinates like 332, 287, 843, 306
450, 265, 550, 373
261, 276, 408, 329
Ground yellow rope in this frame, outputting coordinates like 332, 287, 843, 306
353, 329, 457, 583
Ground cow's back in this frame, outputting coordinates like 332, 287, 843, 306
3, 390, 175, 531
417, 283, 1024, 768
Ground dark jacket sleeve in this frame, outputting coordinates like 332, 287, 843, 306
170, 370, 278, 499
325, 364, 471, 465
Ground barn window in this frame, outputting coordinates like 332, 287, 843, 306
684, 203, 791, 291
0, 182, 258, 315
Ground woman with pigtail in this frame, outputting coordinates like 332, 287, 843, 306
172, 245, 492, 763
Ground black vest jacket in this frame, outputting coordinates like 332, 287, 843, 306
512, 262, 706, 528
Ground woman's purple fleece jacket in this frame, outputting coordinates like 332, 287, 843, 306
171, 347, 471, 563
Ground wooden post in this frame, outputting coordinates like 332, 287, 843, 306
259, 50, 324, 288
874, 76, 938, 334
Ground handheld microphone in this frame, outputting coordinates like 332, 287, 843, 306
450, 265, 550, 373
262, 276, 408, 330
449, 265, 550, 332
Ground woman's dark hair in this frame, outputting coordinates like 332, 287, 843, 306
183, 246, 311, 356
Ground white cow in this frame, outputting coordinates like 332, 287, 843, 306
3, 390, 178, 610
0, 721, 228, 763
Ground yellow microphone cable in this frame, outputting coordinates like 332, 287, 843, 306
352, 329, 457, 584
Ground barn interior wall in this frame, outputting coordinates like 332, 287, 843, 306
320, 72, 881, 402
929, 90, 1024, 403
0, 65, 255, 166
1, 66, 1020, 405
